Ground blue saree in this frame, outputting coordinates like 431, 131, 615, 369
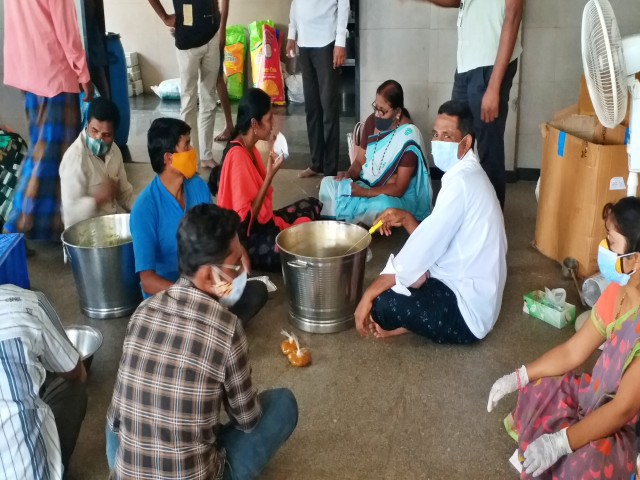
319, 123, 432, 226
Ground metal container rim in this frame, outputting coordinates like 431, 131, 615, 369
64, 325, 104, 359
275, 220, 370, 260
61, 213, 133, 250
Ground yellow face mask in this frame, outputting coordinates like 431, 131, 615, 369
172, 149, 197, 179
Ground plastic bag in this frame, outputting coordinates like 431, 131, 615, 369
224, 25, 247, 100
150, 78, 181, 101
285, 73, 304, 103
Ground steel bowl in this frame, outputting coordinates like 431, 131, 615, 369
64, 325, 103, 371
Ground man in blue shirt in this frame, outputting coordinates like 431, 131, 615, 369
130, 118, 267, 322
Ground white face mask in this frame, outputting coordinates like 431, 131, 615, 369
431, 136, 467, 172
211, 267, 247, 308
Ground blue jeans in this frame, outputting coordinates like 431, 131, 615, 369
106, 388, 298, 478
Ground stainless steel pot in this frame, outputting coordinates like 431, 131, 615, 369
276, 221, 370, 333
62, 214, 141, 319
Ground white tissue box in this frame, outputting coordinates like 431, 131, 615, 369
523, 290, 576, 329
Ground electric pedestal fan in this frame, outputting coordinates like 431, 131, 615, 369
582, 0, 640, 196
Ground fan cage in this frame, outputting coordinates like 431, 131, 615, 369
582, 0, 628, 128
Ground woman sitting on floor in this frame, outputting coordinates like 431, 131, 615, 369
215, 88, 322, 271
487, 196, 640, 479
319, 80, 432, 226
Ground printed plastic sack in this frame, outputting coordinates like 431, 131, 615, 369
249, 20, 274, 87
250, 22, 286, 105
224, 25, 247, 100
150, 78, 181, 101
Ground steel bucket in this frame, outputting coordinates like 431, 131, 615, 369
276, 221, 370, 333
62, 214, 141, 319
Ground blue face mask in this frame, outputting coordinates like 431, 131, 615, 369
211, 267, 247, 308
86, 132, 110, 157
597, 239, 637, 286
431, 137, 466, 172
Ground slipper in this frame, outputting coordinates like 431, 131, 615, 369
298, 168, 320, 178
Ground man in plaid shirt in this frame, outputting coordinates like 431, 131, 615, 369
106, 204, 298, 479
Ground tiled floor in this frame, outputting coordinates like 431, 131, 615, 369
25, 97, 591, 479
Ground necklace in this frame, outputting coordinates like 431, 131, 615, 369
615, 289, 629, 320
371, 127, 398, 176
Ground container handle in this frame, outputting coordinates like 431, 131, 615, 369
287, 260, 310, 269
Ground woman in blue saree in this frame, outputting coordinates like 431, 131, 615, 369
319, 80, 432, 226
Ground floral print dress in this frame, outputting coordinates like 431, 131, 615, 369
512, 283, 640, 479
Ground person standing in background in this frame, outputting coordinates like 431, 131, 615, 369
413, 0, 523, 209
287, 0, 349, 178
3, 0, 93, 241
148, 0, 228, 170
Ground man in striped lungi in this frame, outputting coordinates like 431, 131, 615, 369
3, 0, 93, 241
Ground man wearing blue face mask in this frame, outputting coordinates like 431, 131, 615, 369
354, 100, 507, 344
59, 98, 133, 229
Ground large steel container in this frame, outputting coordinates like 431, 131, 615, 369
276, 221, 370, 333
62, 214, 141, 319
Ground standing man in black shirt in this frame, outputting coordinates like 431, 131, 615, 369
148, 0, 228, 170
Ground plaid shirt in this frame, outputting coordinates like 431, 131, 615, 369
107, 278, 261, 480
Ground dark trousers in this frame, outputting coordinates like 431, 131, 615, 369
230, 280, 268, 326
371, 278, 478, 344
451, 59, 518, 210
40, 375, 88, 473
299, 42, 340, 176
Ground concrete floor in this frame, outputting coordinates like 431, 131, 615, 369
26, 98, 592, 479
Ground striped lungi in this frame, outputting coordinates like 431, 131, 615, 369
3, 92, 80, 240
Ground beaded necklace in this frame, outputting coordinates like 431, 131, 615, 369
371, 126, 398, 176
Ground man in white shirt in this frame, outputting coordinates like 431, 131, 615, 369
59, 97, 133, 229
0, 285, 87, 479
414, 0, 523, 209
286, 0, 349, 178
355, 101, 507, 344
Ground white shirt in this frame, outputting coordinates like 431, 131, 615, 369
288, 0, 350, 48
381, 150, 507, 339
456, 0, 522, 73
59, 132, 134, 229
0, 285, 79, 480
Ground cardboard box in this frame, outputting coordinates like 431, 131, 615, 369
534, 110, 630, 278
523, 290, 576, 329
133, 79, 143, 96
578, 74, 640, 126
125, 52, 138, 68
127, 66, 141, 82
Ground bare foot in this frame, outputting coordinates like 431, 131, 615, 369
371, 320, 409, 339
298, 167, 320, 178
201, 159, 217, 169
215, 126, 233, 142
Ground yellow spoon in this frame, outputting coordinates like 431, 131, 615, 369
343, 220, 384, 256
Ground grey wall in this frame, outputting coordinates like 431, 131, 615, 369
359, 0, 640, 170
103, 0, 293, 92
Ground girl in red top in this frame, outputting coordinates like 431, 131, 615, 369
214, 88, 321, 271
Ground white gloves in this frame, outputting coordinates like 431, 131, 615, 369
523, 428, 573, 477
487, 365, 529, 412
